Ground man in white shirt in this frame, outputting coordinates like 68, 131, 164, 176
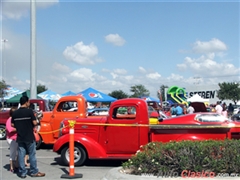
187, 103, 195, 114
215, 101, 223, 114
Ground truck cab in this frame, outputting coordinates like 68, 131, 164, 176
38, 95, 87, 146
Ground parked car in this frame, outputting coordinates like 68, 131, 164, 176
231, 113, 240, 121
233, 105, 240, 115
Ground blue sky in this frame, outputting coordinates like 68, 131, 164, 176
1, 0, 240, 98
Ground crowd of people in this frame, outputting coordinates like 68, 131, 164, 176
211, 101, 235, 118
167, 103, 195, 117
164, 101, 235, 118
5, 96, 45, 178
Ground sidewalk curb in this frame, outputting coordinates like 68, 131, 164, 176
101, 167, 240, 180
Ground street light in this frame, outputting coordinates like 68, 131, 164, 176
1, 39, 8, 109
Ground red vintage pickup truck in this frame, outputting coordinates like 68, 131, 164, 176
0, 99, 50, 140
53, 98, 240, 166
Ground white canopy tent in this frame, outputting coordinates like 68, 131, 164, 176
187, 94, 209, 103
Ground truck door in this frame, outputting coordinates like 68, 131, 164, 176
106, 105, 140, 154
51, 100, 82, 139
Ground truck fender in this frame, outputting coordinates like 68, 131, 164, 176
53, 134, 107, 158
38, 122, 54, 143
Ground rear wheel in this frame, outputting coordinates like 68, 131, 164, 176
0, 125, 6, 140
61, 144, 87, 166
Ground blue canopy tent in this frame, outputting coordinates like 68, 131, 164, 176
61, 91, 76, 96
3, 86, 23, 100
38, 90, 62, 101
78, 87, 116, 102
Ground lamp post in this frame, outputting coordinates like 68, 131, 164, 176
30, 0, 37, 99
1, 39, 8, 109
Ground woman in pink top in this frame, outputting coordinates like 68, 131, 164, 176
6, 106, 18, 173
221, 103, 228, 118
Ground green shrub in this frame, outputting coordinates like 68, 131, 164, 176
122, 139, 240, 176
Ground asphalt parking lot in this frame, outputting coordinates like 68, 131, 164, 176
0, 140, 123, 180
2, 141, 240, 180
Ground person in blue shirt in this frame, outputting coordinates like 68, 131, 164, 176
175, 104, 183, 116
170, 104, 177, 117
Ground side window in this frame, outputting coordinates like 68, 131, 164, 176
29, 103, 39, 111
57, 101, 78, 112
112, 106, 136, 120
57, 102, 65, 112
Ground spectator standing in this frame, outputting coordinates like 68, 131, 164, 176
11, 96, 45, 178
6, 106, 18, 173
222, 102, 228, 118
187, 103, 195, 114
176, 104, 183, 116
182, 104, 187, 114
228, 103, 234, 117
215, 101, 223, 115
170, 104, 177, 117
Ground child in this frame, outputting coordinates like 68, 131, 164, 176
6, 107, 18, 173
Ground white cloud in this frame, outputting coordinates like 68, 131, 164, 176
63, 41, 100, 65
192, 38, 227, 54
105, 34, 126, 46
2, 0, 59, 20
206, 52, 215, 59
113, 68, 127, 75
124, 75, 134, 81
102, 68, 110, 73
110, 73, 118, 79
146, 72, 161, 80
177, 55, 240, 78
52, 62, 71, 73
139, 66, 147, 73
177, 63, 187, 71
69, 68, 96, 82
167, 73, 184, 81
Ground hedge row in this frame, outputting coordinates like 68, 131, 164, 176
122, 139, 240, 176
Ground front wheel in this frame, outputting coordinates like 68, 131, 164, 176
61, 144, 87, 166
0, 125, 6, 140
35, 134, 42, 150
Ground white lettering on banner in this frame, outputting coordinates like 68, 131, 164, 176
189, 90, 217, 99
